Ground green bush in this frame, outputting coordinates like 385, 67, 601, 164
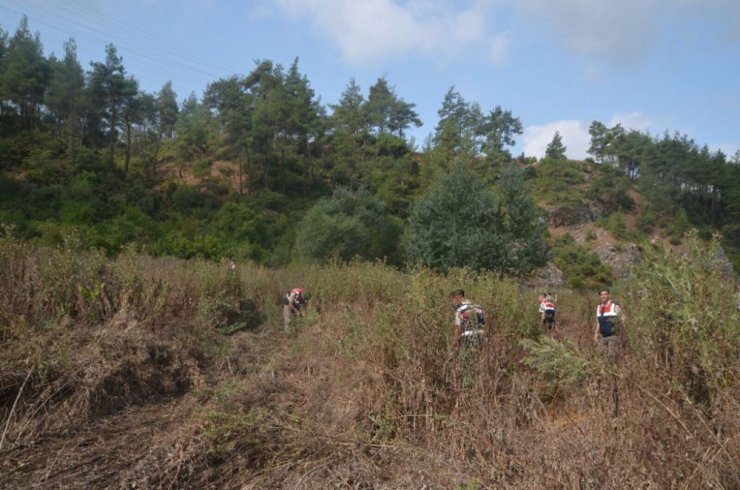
636, 207, 657, 233
294, 187, 403, 264
671, 208, 691, 241
551, 234, 612, 289
407, 165, 545, 274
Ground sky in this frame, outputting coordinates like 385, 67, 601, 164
1, 0, 739, 159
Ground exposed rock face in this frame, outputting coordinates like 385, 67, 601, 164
548, 203, 605, 227
531, 262, 566, 290
554, 224, 641, 279
596, 242, 641, 278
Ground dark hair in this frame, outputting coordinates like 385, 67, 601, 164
450, 289, 465, 298
599, 289, 610, 295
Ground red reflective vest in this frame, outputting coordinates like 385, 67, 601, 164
288, 288, 305, 308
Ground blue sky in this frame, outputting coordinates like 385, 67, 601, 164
1, 0, 739, 159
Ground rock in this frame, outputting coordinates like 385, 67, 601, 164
596, 242, 641, 278
531, 262, 566, 290
549, 204, 593, 227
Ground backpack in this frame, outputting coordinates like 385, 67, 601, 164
458, 302, 485, 331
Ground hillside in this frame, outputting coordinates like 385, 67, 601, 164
2, 16, 740, 276
0, 238, 737, 488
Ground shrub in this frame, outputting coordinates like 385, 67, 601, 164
551, 234, 612, 289
407, 165, 545, 274
626, 234, 739, 401
636, 206, 657, 233
294, 187, 403, 264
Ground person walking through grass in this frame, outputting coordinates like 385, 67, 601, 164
450, 289, 486, 386
538, 292, 556, 334
594, 289, 622, 361
283, 287, 308, 333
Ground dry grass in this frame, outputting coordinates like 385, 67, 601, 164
0, 237, 737, 488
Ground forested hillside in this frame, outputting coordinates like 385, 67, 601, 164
1, 16, 740, 276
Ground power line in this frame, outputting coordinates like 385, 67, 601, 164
0, 1, 250, 95
30, 0, 238, 75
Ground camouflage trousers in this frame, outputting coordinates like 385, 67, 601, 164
598, 335, 619, 361
458, 334, 482, 389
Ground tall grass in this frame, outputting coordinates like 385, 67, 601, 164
0, 236, 737, 488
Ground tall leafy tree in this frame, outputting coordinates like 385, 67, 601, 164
432, 86, 481, 159
330, 78, 367, 137
0, 27, 9, 110
120, 84, 146, 176
364, 76, 420, 137
329, 78, 368, 186
587, 120, 612, 163
204, 75, 252, 192
496, 167, 547, 273
283, 58, 324, 182
129, 91, 162, 178
175, 92, 217, 176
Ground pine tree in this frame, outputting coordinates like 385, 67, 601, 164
46, 39, 84, 163
406, 164, 505, 272
0, 16, 48, 129
545, 131, 567, 160
88, 44, 138, 170
157, 81, 178, 140
480, 105, 523, 162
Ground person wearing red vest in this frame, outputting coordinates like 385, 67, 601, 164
538, 293, 556, 332
594, 289, 622, 360
283, 287, 307, 332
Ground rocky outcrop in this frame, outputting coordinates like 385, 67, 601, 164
530, 262, 566, 290
548, 202, 605, 227
596, 242, 641, 278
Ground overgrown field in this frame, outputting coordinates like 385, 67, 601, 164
0, 237, 738, 488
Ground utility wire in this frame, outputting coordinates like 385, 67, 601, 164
0, 1, 251, 94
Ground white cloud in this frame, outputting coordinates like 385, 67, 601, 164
487, 31, 510, 66
522, 112, 653, 159
608, 112, 653, 132
515, 0, 740, 66
271, 0, 508, 66
270, 0, 739, 67
522, 120, 591, 160
516, 0, 661, 66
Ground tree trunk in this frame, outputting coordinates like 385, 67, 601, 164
124, 114, 132, 176
108, 104, 118, 171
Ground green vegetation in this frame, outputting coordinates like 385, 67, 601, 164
1, 17, 739, 274
531, 158, 588, 206
406, 165, 546, 274
544, 130, 567, 160
294, 187, 403, 264
550, 234, 613, 289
